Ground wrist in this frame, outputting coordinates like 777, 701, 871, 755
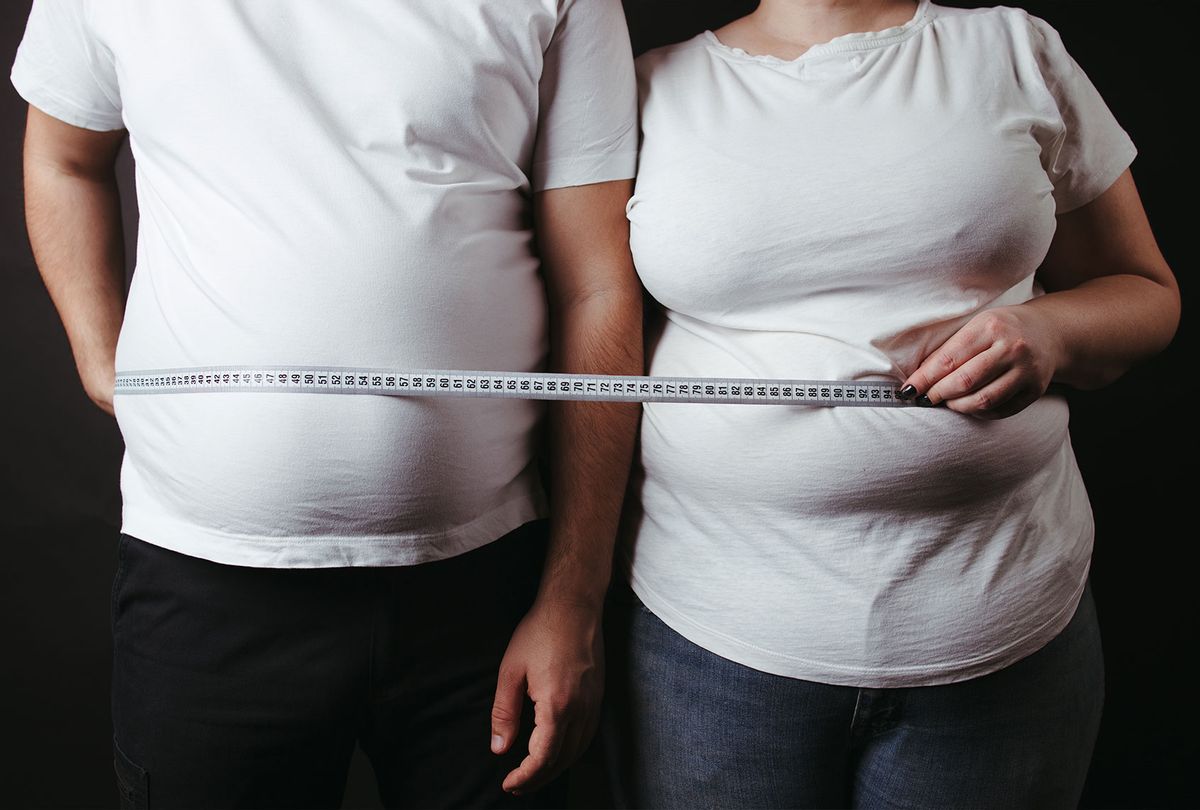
80, 358, 115, 391
532, 587, 608, 619
77, 354, 116, 409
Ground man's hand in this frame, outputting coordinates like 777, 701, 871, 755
488, 178, 640, 794
490, 598, 604, 795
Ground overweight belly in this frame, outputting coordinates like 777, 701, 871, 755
115, 392, 540, 538
639, 394, 1071, 521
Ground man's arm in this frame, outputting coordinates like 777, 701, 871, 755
23, 105, 128, 415
490, 178, 642, 794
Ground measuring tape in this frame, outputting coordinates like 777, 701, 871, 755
115, 366, 917, 407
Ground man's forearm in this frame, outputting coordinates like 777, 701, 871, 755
24, 108, 127, 412
539, 288, 643, 611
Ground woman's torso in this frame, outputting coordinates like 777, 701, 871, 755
624, 1, 1131, 686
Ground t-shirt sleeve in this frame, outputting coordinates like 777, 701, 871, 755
10, 0, 123, 131
1026, 14, 1135, 213
532, 0, 637, 192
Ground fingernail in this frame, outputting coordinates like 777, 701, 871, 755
916, 395, 934, 407
898, 385, 918, 401
491, 735, 504, 753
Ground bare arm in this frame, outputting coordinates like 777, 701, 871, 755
535, 178, 643, 610
1031, 170, 1180, 388
904, 169, 1180, 417
491, 179, 642, 794
23, 105, 128, 415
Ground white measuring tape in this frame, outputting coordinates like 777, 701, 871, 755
115, 366, 918, 407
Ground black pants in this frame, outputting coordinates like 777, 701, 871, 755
111, 521, 565, 809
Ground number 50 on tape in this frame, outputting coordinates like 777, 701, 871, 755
115, 366, 917, 407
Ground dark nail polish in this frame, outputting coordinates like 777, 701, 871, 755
898, 385, 918, 400
916, 395, 934, 407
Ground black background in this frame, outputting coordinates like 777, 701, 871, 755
1, 2, 1193, 807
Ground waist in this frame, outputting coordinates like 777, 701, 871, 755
638, 394, 1072, 516
115, 392, 541, 542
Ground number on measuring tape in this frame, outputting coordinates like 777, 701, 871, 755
113, 366, 914, 407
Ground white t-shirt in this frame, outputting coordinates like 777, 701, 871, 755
624, 1, 1135, 687
12, 0, 637, 567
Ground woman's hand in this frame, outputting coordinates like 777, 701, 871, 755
901, 170, 1179, 419
900, 305, 1064, 419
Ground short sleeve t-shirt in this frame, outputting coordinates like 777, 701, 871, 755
12, 0, 638, 567
624, 1, 1134, 686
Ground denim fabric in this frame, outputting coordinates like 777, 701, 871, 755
110, 522, 566, 809
603, 581, 1103, 809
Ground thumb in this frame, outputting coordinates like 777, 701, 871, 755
491, 664, 526, 755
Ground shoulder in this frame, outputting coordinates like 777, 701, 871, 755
634, 33, 711, 86
554, 0, 629, 32
928, 3, 1060, 54
925, 3, 1075, 92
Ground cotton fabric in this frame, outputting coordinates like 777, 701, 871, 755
12, 0, 637, 567
603, 581, 1104, 808
624, 0, 1135, 686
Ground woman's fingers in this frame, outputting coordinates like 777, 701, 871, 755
922, 345, 1007, 406
941, 368, 1043, 419
901, 319, 997, 402
901, 308, 1056, 418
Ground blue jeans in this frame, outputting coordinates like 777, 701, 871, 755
602, 581, 1103, 809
